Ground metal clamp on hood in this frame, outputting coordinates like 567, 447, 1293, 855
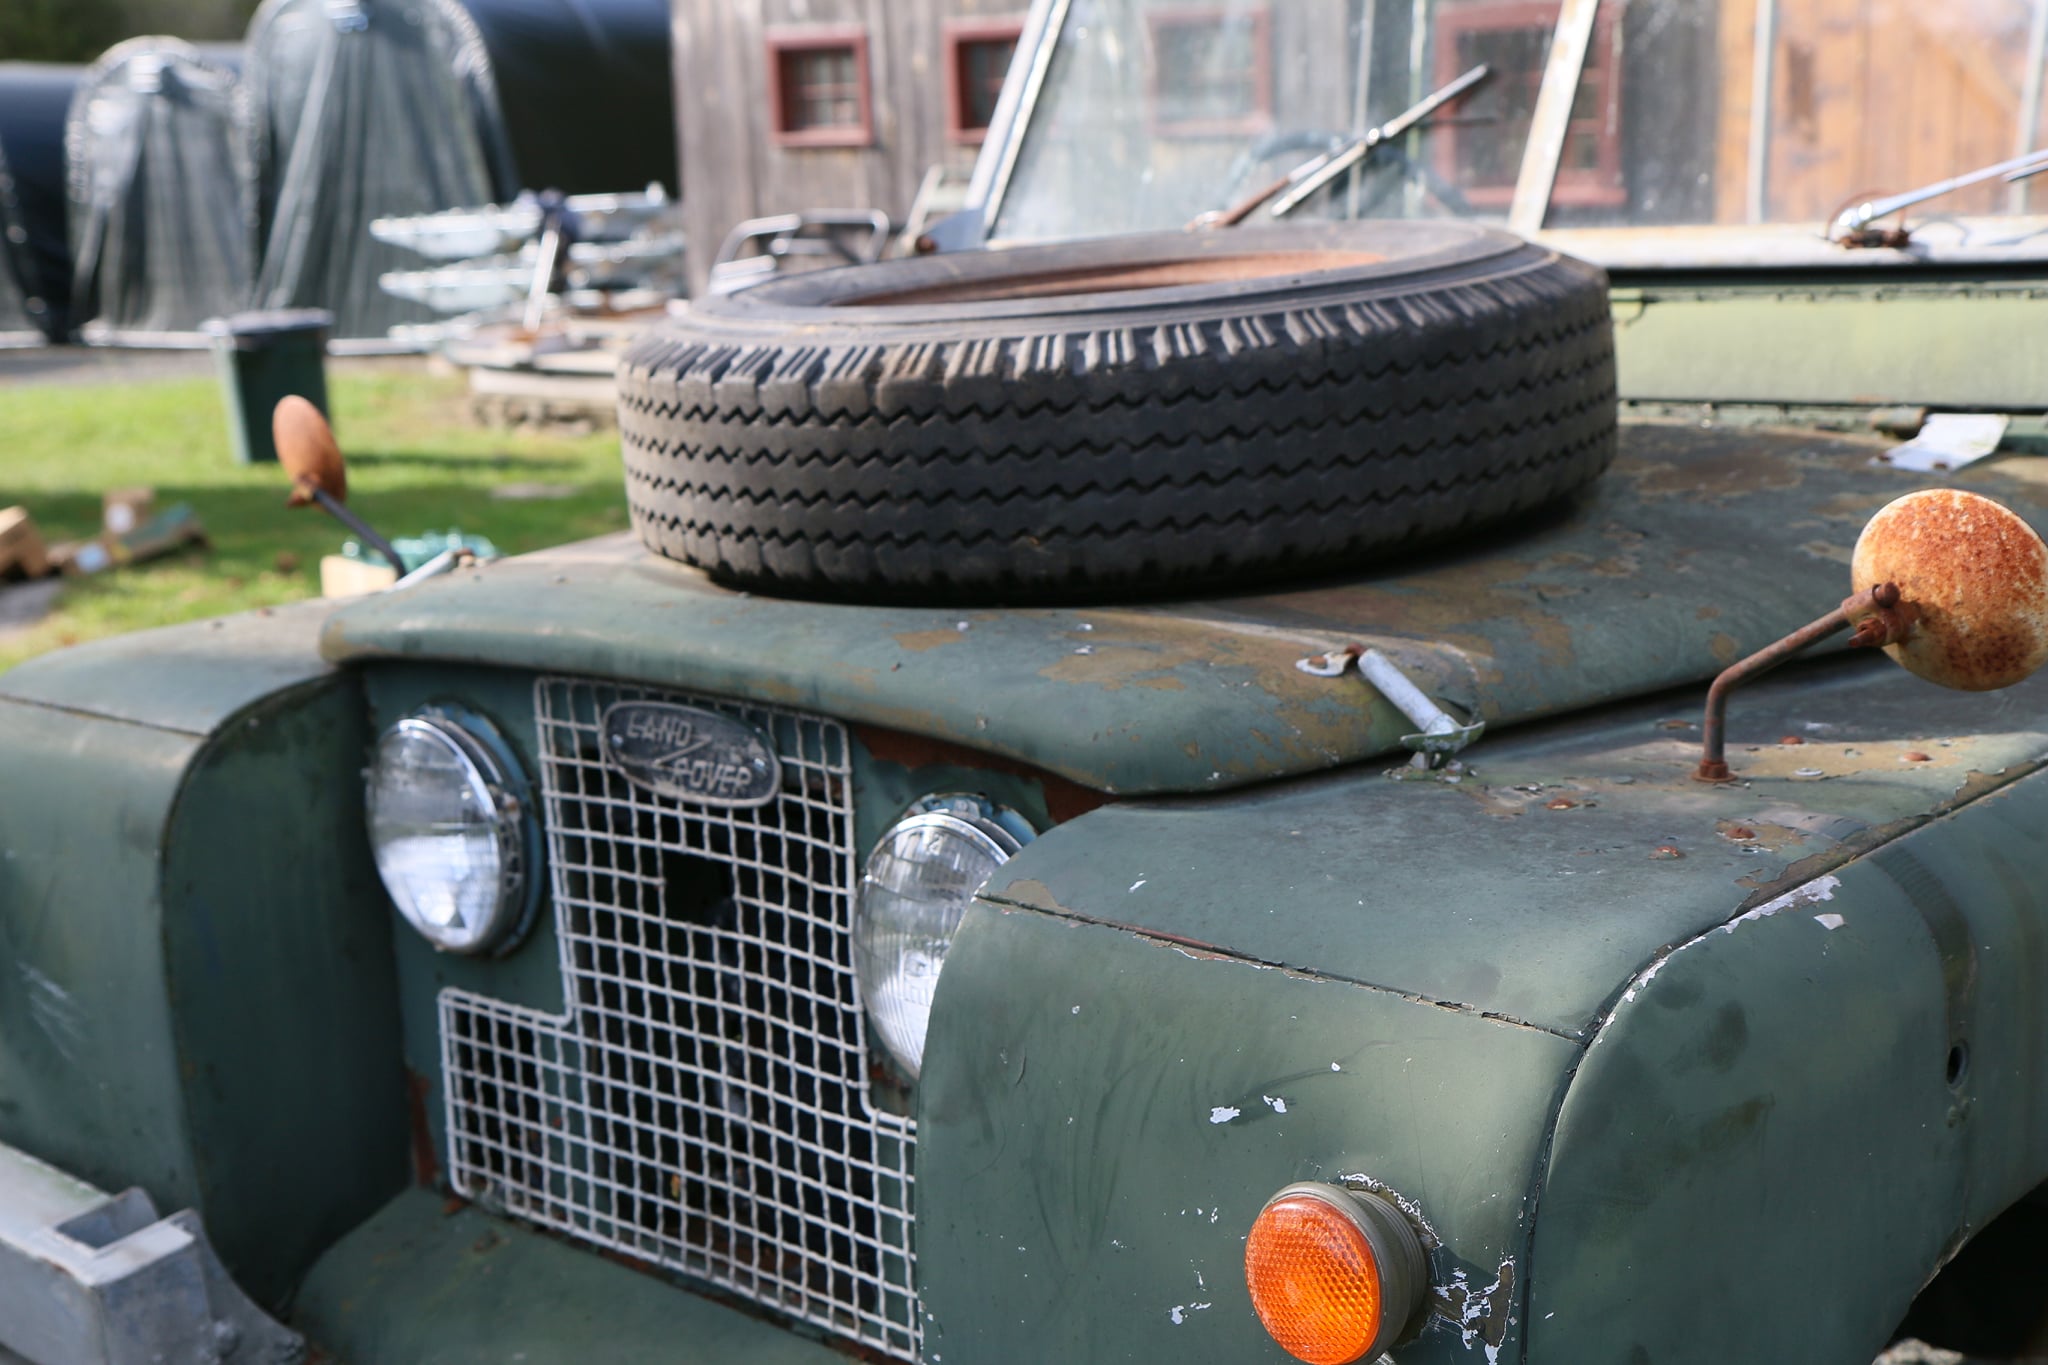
1297, 644, 1485, 768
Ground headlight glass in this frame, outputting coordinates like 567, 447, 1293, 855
855, 797, 1028, 1080
367, 711, 535, 955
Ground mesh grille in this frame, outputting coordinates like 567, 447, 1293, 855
441, 677, 917, 1358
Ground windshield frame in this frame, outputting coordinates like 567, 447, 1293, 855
949, 0, 2048, 271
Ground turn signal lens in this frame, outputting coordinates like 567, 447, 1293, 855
1245, 1183, 1426, 1365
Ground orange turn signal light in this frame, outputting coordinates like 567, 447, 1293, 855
1244, 1182, 1426, 1365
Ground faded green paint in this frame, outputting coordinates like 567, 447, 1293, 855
927, 650, 2048, 1362
1528, 773, 2048, 1363
917, 904, 1576, 1363
161, 679, 408, 1303
1610, 279, 2048, 408
0, 610, 404, 1308
0, 599, 344, 735
982, 652, 2048, 1038
293, 1188, 843, 1364
319, 426, 2048, 797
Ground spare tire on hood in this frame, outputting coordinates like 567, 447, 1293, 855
618, 220, 1617, 602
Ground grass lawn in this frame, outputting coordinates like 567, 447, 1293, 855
0, 360, 629, 673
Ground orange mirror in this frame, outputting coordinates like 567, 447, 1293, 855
1851, 489, 2048, 691
274, 395, 345, 507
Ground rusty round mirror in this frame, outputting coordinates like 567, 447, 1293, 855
1851, 488, 2048, 692
274, 395, 345, 507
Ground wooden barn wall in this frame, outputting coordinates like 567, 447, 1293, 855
672, 0, 1023, 294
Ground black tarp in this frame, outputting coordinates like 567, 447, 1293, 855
457, 0, 674, 197
0, 63, 86, 341
0, 139, 40, 342
67, 38, 254, 341
247, 0, 516, 341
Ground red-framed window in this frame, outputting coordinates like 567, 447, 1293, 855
766, 26, 873, 148
1431, 0, 1624, 208
945, 17, 1026, 143
1146, 6, 1273, 138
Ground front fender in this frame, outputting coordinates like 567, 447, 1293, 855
0, 604, 406, 1306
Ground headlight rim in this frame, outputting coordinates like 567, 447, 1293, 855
368, 704, 542, 958
854, 794, 1032, 1083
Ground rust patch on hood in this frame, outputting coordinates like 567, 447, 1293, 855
1038, 646, 1190, 692
1618, 446, 1808, 500
895, 627, 971, 653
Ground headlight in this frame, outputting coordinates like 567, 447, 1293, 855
854, 795, 1030, 1080
366, 708, 539, 955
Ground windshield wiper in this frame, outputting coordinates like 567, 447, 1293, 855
1830, 147, 2048, 247
1193, 64, 1490, 229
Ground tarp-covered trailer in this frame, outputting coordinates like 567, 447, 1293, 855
66, 38, 255, 346
245, 0, 515, 344
0, 62, 85, 343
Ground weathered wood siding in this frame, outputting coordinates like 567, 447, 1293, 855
672, 0, 1024, 293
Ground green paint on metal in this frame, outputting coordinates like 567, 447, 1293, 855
319, 426, 2048, 797
293, 1188, 845, 1365
161, 678, 407, 1305
1528, 771, 2048, 1361
1610, 279, 2048, 408
0, 599, 342, 738
0, 612, 404, 1309
916, 905, 1578, 1364
0, 700, 204, 1212
982, 653, 2048, 1039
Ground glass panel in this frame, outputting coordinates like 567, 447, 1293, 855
997, 0, 1499, 240
990, 0, 2048, 254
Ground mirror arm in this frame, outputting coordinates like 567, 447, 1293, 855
297, 482, 407, 574
1695, 581, 1906, 783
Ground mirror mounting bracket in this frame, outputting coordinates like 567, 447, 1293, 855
1694, 582, 1907, 783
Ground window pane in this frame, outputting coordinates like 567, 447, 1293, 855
962, 37, 1017, 130
780, 44, 862, 132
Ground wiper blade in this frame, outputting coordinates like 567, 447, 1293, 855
1266, 64, 1491, 219
1192, 64, 1489, 229
1830, 147, 2048, 245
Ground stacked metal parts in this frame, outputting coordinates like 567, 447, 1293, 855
247, 0, 515, 345
67, 40, 255, 344
0, 63, 86, 343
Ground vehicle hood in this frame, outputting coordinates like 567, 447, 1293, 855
320, 421, 2048, 795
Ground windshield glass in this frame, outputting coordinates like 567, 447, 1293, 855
991, 0, 2048, 254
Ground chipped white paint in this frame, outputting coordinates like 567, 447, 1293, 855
1440, 1257, 1516, 1362
1619, 954, 1668, 1006
1208, 1106, 1240, 1124
1262, 1095, 1288, 1114
1815, 912, 1846, 931
1167, 1302, 1213, 1324
1330, 1062, 1342, 1072
1071, 1005, 1081, 1014
1720, 874, 1841, 935
1130, 878, 1148, 892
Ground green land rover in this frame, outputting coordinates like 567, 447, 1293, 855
6, 2, 2048, 1363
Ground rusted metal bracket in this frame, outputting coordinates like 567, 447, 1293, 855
1298, 644, 1484, 768
1694, 581, 1908, 782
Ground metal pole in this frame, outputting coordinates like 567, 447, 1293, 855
1746, 0, 1778, 224
1347, 0, 1379, 219
1508, 0, 1602, 237
2014, 0, 2048, 214
1404, 0, 1429, 218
